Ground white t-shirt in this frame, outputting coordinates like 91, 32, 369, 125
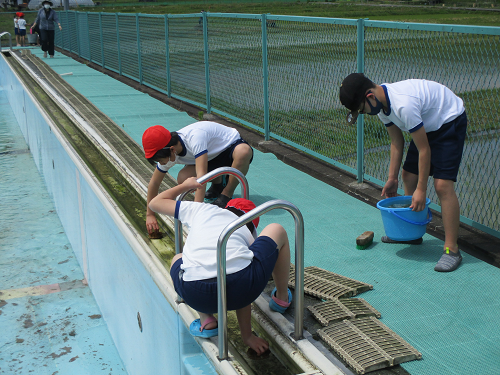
175, 201, 254, 281
18, 19, 27, 30
157, 121, 240, 172
378, 80, 465, 133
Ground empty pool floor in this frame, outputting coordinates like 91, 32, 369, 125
8, 47, 500, 375
0, 86, 127, 375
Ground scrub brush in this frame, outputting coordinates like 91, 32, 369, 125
356, 231, 374, 250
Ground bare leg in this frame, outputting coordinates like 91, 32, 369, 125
211, 176, 223, 184
222, 143, 253, 198
258, 223, 290, 302
434, 179, 459, 253
198, 312, 217, 330
176, 165, 196, 184
236, 305, 269, 355
234, 224, 290, 353
402, 169, 419, 196
172, 253, 217, 329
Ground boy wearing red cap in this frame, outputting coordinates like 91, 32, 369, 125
339, 73, 467, 272
14, 13, 20, 47
142, 121, 253, 235
17, 13, 27, 47
149, 177, 292, 355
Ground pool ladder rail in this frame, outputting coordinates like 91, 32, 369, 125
0, 32, 13, 52
174, 167, 306, 361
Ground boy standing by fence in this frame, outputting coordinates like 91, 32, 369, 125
14, 13, 20, 46
339, 73, 467, 272
17, 13, 27, 47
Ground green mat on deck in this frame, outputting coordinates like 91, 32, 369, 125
35, 48, 500, 375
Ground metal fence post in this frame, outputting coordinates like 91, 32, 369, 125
164, 14, 171, 97
70, 11, 74, 53
203, 11, 211, 113
99, 13, 104, 68
356, 18, 365, 183
75, 11, 81, 57
116, 13, 122, 76
261, 13, 270, 141
136, 14, 143, 85
86, 12, 91, 63
64, 11, 69, 51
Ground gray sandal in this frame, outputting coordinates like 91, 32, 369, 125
434, 249, 462, 272
381, 236, 423, 245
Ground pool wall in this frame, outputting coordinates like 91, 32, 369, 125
0, 53, 218, 375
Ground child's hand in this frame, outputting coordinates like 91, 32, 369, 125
182, 177, 203, 191
243, 334, 269, 356
410, 189, 426, 212
381, 178, 398, 198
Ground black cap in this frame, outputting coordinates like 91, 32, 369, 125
339, 73, 375, 124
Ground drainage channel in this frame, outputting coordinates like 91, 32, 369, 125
5, 49, 315, 375
9, 49, 178, 264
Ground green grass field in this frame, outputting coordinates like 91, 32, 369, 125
95, 2, 500, 26
2, 0, 500, 28
1, 1, 499, 46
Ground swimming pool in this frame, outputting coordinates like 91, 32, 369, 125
0, 51, 218, 375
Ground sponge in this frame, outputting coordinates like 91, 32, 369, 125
148, 230, 163, 239
356, 231, 374, 250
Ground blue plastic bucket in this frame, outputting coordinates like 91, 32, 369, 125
376, 196, 432, 241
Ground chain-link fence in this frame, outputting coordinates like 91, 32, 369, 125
48, 11, 500, 236
363, 21, 500, 235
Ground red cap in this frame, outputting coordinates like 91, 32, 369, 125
226, 198, 259, 229
142, 125, 172, 159
19, 12, 24, 17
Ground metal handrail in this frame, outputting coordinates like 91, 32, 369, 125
174, 167, 249, 255
0, 32, 13, 52
216, 199, 305, 360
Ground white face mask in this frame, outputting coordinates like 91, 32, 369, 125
44, 4, 50, 9
160, 152, 179, 170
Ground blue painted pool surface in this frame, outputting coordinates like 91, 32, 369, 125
1, 53, 218, 375
0, 85, 127, 374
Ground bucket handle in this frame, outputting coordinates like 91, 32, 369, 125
389, 208, 432, 226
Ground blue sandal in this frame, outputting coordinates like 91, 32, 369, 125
190, 316, 218, 338
269, 287, 292, 313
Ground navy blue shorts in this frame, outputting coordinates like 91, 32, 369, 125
206, 138, 253, 172
170, 235, 278, 314
14, 28, 19, 35
403, 111, 467, 182
18, 29, 26, 36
